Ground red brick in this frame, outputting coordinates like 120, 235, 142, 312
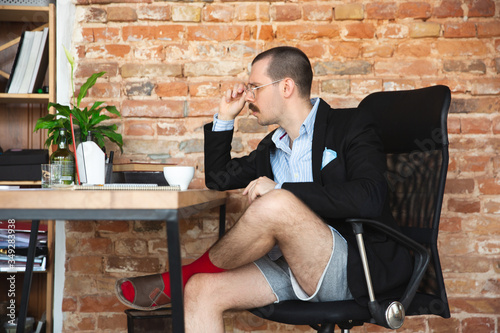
62, 297, 77, 311
366, 2, 398, 20
107, 6, 137, 22
445, 178, 475, 194
154, 25, 184, 41
271, 4, 301, 21
477, 21, 500, 37
79, 238, 112, 253
122, 25, 154, 41
95, 220, 130, 233
62, 313, 96, 331
189, 81, 220, 97
483, 198, 500, 214
105, 256, 161, 274
327, 42, 360, 58
441, 255, 491, 273
81, 27, 120, 42
187, 98, 220, 117
236, 3, 270, 21
374, 59, 439, 76
435, 40, 489, 56
66, 221, 95, 233
380, 24, 408, 39
276, 24, 339, 40
203, 4, 234, 22
83, 7, 106, 22
121, 100, 185, 118
478, 178, 500, 194
86, 44, 132, 59
303, 4, 333, 21
446, 278, 481, 294
124, 120, 155, 137
88, 82, 121, 99
137, 5, 171, 21
463, 215, 500, 235
80, 295, 128, 313
350, 79, 383, 94
361, 44, 394, 58
462, 317, 496, 333
461, 116, 492, 134
443, 22, 477, 38
157, 119, 187, 136
459, 155, 491, 172
344, 22, 376, 39
433, 0, 464, 17
447, 198, 481, 213
447, 116, 460, 134
396, 40, 431, 57
439, 216, 462, 232
250, 24, 274, 41
156, 81, 189, 97
466, 0, 495, 17
187, 26, 249, 41
428, 317, 460, 333
398, 2, 431, 19
450, 297, 500, 314
97, 313, 128, 331
471, 79, 500, 95
67, 255, 103, 274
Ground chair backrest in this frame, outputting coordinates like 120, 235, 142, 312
358, 85, 451, 318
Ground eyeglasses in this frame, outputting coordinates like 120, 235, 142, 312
245, 79, 284, 100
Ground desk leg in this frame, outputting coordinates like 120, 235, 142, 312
16, 220, 39, 333
166, 212, 185, 333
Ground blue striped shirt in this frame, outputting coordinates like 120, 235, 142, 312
212, 98, 320, 188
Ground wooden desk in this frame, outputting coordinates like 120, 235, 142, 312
0, 188, 227, 333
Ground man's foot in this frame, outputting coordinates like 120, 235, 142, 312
115, 251, 226, 310
115, 274, 171, 310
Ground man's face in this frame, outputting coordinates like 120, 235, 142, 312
246, 58, 283, 126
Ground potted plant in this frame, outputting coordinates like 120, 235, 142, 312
34, 46, 123, 152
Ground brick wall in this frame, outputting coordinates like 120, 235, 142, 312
62, 0, 500, 332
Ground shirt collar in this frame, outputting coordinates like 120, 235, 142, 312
272, 97, 320, 147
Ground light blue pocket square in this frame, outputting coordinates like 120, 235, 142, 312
322, 148, 337, 170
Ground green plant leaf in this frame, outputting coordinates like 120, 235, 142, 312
103, 105, 121, 117
76, 71, 105, 108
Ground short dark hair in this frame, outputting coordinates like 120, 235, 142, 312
252, 46, 313, 99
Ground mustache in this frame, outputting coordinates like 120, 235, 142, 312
249, 103, 260, 113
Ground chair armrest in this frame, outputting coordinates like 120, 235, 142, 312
347, 218, 430, 313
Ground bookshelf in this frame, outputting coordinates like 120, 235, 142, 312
0, 3, 56, 332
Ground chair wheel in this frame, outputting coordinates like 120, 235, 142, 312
385, 301, 405, 329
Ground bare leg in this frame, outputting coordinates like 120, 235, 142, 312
209, 189, 333, 295
184, 263, 276, 333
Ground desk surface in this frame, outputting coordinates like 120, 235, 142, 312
0, 188, 226, 210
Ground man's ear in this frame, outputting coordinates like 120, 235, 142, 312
282, 78, 296, 98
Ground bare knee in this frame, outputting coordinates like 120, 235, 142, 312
184, 273, 227, 313
245, 189, 308, 227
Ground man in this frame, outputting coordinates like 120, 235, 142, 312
116, 46, 412, 332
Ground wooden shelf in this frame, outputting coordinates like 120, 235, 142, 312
0, 5, 49, 22
0, 180, 41, 186
0, 3, 56, 331
0, 93, 49, 104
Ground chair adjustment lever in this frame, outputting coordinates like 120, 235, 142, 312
352, 223, 405, 330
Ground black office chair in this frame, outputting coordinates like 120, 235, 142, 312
250, 85, 452, 332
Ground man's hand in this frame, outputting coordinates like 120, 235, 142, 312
243, 176, 277, 204
219, 83, 247, 121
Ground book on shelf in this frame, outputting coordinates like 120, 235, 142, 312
5, 31, 33, 93
5, 28, 50, 94
29, 27, 49, 93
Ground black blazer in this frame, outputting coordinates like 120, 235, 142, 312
204, 99, 412, 304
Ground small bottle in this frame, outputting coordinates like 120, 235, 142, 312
50, 128, 75, 185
